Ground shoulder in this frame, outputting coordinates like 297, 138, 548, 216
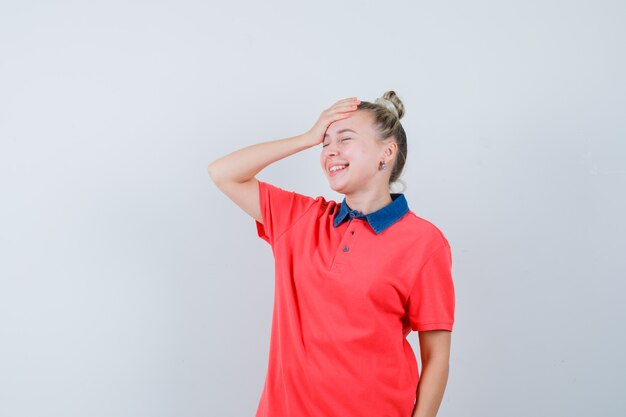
258, 179, 338, 212
403, 211, 451, 248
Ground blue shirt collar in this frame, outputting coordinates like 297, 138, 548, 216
333, 193, 409, 234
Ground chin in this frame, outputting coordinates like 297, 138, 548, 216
329, 181, 350, 194
326, 181, 342, 191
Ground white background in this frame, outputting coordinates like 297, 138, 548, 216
1, 1, 625, 416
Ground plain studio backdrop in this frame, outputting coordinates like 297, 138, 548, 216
1, 1, 625, 416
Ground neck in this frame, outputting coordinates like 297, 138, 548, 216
345, 191, 393, 215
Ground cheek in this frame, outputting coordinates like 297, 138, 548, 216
352, 150, 379, 172
353, 147, 374, 163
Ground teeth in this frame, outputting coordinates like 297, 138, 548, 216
330, 165, 348, 172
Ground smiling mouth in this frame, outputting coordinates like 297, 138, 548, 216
328, 164, 349, 175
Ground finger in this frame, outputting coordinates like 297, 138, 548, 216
332, 102, 360, 111
323, 102, 359, 117
331, 105, 359, 114
328, 111, 353, 122
323, 110, 347, 123
335, 97, 360, 105
323, 106, 354, 117
330, 107, 357, 115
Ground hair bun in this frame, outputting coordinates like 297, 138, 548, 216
374, 97, 400, 118
374, 90, 405, 119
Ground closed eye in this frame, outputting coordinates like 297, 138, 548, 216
322, 137, 351, 147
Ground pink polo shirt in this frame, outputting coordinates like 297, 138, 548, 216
253, 180, 455, 417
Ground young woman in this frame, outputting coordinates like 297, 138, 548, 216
208, 91, 455, 417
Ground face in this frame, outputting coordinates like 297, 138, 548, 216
319, 110, 394, 195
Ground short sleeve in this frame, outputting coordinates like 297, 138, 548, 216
406, 244, 455, 332
255, 180, 317, 246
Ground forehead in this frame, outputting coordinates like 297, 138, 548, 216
324, 110, 374, 137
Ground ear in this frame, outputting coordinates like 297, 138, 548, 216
385, 140, 398, 160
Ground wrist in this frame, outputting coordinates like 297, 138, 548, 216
298, 131, 320, 148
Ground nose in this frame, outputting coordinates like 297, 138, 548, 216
324, 147, 338, 156
323, 149, 339, 166
323, 140, 339, 156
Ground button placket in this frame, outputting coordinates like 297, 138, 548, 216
341, 220, 359, 253
329, 221, 358, 272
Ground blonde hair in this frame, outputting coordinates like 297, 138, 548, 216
357, 90, 407, 193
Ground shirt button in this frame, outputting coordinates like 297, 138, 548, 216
351, 231, 355, 235
343, 245, 349, 252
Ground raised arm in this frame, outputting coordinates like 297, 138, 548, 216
208, 135, 315, 223
207, 97, 361, 224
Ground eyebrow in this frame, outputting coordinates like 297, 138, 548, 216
324, 128, 358, 138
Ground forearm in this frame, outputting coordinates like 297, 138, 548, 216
411, 358, 450, 417
208, 133, 314, 184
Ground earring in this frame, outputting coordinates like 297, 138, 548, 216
379, 161, 387, 171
